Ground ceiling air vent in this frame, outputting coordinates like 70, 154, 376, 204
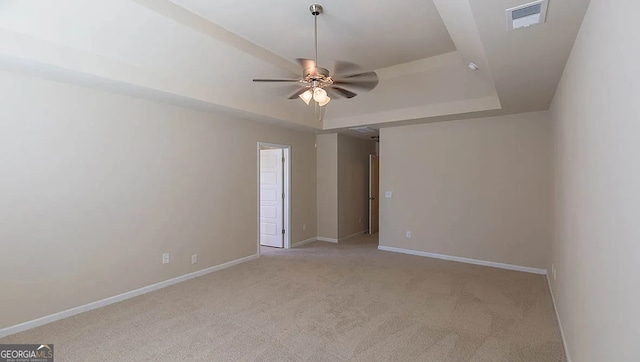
506, 0, 548, 31
349, 126, 377, 134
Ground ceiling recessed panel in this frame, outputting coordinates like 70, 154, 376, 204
168, 0, 456, 71
323, 56, 498, 121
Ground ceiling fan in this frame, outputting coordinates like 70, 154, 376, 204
252, 4, 379, 115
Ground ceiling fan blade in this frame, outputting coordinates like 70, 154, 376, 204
287, 87, 311, 100
333, 71, 379, 91
328, 86, 358, 99
332, 60, 363, 77
253, 79, 302, 83
296, 58, 316, 70
325, 87, 346, 99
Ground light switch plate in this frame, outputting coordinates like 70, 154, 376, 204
385, 191, 392, 198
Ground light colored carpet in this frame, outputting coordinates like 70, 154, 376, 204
1, 234, 565, 361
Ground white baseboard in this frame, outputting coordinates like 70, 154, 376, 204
296, 233, 365, 246
292, 237, 317, 247
317, 237, 338, 243
339, 230, 367, 242
295, 233, 366, 246
0, 253, 259, 339
546, 274, 571, 362
377, 245, 547, 275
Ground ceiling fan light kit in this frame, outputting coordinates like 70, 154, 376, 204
318, 96, 331, 107
299, 89, 313, 105
252, 4, 379, 116
313, 88, 328, 102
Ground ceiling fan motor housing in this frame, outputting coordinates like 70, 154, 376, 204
304, 67, 330, 79
303, 67, 333, 90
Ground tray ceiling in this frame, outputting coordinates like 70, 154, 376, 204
0, 0, 591, 131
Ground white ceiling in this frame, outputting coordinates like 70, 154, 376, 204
0, 0, 591, 132
168, 0, 456, 71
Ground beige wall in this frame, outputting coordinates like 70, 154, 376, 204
379, 111, 552, 269
316, 134, 338, 239
0, 70, 317, 329
550, 1, 640, 361
337, 134, 375, 238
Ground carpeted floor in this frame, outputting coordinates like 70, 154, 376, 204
1, 234, 565, 361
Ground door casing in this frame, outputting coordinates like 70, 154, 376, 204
257, 142, 291, 255
369, 154, 380, 235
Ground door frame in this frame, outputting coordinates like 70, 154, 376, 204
257, 142, 291, 255
368, 154, 379, 235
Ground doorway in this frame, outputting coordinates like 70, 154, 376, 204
368, 154, 379, 234
258, 143, 291, 254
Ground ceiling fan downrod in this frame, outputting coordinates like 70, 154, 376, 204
310, 4, 323, 66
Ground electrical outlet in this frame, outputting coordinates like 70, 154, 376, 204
406, 231, 412, 239
162, 253, 170, 264
191, 254, 198, 264
303, 224, 307, 231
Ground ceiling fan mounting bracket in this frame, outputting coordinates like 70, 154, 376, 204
309, 4, 323, 16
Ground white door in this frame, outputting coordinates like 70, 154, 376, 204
260, 148, 284, 248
